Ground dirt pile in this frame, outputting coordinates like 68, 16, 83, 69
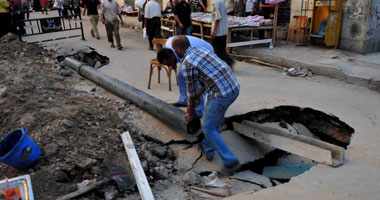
0, 34, 177, 199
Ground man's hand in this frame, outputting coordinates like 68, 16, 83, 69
251, 11, 254, 15
179, 23, 184, 28
211, 31, 216, 38
184, 105, 195, 122
259, 3, 262, 10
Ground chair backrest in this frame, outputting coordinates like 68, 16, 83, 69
318, 20, 327, 35
292, 15, 308, 28
152, 38, 168, 52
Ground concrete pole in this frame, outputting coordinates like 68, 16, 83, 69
63, 57, 188, 133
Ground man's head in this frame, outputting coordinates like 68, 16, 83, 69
157, 48, 177, 67
172, 35, 190, 58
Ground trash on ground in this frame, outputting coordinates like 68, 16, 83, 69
0, 175, 34, 200
285, 67, 313, 77
202, 171, 227, 188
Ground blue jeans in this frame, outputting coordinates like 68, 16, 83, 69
176, 25, 192, 35
202, 90, 239, 167
177, 68, 205, 117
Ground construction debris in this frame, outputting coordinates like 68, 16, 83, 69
233, 121, 345, 167
285, 67, 313, 77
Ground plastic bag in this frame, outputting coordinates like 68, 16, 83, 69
143, 28, 147, 38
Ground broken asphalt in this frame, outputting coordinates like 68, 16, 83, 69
23, 13, 380, 199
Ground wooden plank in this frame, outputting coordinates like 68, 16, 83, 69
121, 132, 155, 200
233, 121, 345, 167
250, 58, 287, 70
227, 39, 272, 47
262, 164, 314, 179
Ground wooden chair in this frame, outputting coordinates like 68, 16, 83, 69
287, 15, 307, 44
148, 38, 178, 91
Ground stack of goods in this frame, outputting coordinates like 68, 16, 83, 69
191, 13, 272, 27
191, 12, 213, 23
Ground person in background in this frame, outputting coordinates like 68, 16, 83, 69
101, 0, 123, 49
191, 0, 206, 12
172, 36, 241, 175
57, 0, 64, 16
174, 0, 191, 35
229, 0, 244, 16
144, 0, 161, 50
63, 0, 73, 18
136, 0, 146, 29
71, 0, 81, 19
40, 0, 48, 14
21, 0, 30, 19
245, 0, 255, 16
83, 0, 100, 39
211, 0, 234, 67
0, 0, 11, 37
164, 0, 174, 13
257, 0, 273, 39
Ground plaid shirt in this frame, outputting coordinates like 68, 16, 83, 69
181, 47, 240, 105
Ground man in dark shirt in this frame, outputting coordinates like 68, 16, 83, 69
83, 0, 101, 39
256, 0, 273, 39
174, 0, 192, 35
191, 0, 207, 12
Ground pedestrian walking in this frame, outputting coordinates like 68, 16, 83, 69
71, 0, 81, 19
211, 0, 234, 67
41, 0, 49, 14
174, 0, 191, 35
144, 0, 161, 50
57, 0, 64, 17
172, 36, 241, 174
101, 0, 123, 49
83, 0, 100, 39
63, 0, 73, 18
21, 0, 30, 19
245, 0, 256, 16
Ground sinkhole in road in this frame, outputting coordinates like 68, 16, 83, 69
58, 47, 110, 69
220, 105, 355, 183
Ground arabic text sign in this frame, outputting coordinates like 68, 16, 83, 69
40, 17, 63, 33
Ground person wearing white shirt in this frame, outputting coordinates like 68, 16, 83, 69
144, 0, 162, 50
245, 0, 256, 16
101, 0, 124, 49
211, 0, 234, 67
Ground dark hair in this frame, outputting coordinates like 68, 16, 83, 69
172, 35, 190, 50
157, 48, 174, 64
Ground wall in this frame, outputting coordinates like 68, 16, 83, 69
339, 0, 371, 53
363, 0, 380, 53
290, 0, 314, 27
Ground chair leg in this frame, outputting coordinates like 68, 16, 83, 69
148, 64, 153, 89
168, 68, 172, 91
287, 29, 291, 44
158, 66, 161, 83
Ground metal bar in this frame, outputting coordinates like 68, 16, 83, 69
21, 28, 82, 37
36, 19, 41, 34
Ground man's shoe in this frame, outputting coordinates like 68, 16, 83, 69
171, 102, 187, 107
110, 44, 115, 48
91, 29, 95, 37
221, 162, 241, 176
117, 45, 123, 50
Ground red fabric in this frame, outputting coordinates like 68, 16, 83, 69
41, 0, 48, 3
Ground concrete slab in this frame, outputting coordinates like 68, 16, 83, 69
225, 178, 264, 197
192, 131, 274, 173
232, 170, 273, 188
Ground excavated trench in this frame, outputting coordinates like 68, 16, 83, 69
63, 56, 355, 194
221, 105, 354, 182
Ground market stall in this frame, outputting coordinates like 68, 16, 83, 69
161, 5, 279, 53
